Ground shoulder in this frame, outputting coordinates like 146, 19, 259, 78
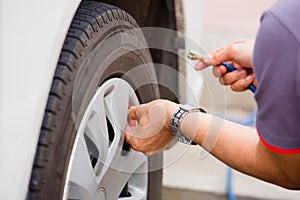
266, 0, 300, 44
255, 0, 300, 97
252, 0, 300, 153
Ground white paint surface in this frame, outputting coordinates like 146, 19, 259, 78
0, 1, 80, 199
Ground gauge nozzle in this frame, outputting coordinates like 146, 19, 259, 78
187, 51, 203, 60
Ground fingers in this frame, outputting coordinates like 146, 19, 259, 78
212, 65, 227, 77
126, 106, 139, 147
124, 127, 164, 156
218, 69, 248, 85
229, 74, 255, 92
125, 100, 177, 155
128, 106, 138, 120
125, 126, 132, 142
213, 64, 255, 92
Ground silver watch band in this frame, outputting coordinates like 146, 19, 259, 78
170, 104, 206, 145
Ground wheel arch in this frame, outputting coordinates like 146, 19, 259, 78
96, 0, 184, 102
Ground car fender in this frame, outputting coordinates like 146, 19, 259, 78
0, 0, 81, 199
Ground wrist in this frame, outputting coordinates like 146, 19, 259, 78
170, 105, 206, 145
180, 112, 203, 145
165, 102, 180, 132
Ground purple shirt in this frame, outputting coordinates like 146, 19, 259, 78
253, 0, 300, 153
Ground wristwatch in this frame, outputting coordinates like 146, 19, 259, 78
170, 104, 206, 145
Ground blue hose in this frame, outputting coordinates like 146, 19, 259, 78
227, 167, 237, 200
226, 110, 257, 200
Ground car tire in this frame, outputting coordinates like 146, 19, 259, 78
27, 1, 162, 199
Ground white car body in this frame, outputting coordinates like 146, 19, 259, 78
1, 1, 81, 199
0, 0, 203, 199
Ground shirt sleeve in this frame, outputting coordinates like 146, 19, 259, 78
253, 10, 300, 154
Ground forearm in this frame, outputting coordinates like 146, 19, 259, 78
180, 112, 300, 189
127, 100, 300, 188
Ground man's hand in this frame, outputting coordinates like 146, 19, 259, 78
195, 39, 258, 91
125, 99, 179, 156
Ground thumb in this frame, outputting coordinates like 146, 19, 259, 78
194, 55, 213, 71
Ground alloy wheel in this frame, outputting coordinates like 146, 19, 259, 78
63, 78, 147, 200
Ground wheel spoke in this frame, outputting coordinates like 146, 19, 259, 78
84, 89, 113, 176
99, 153, 147, 199
85, 114, 104, 153
117, 150, 147, 173
104, 81, 132, 133
100, 166, 132, 199
100, 81, 132, 170
68, 136, 98, 199
90, 93, 110, 151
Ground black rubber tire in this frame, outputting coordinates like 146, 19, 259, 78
27, 1, 162, 199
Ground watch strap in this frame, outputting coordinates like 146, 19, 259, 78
170, 104, 206, 145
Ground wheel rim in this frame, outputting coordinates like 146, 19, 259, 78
63, 78, 148, 200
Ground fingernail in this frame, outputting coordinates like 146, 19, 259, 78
195, 61, 206, 70
129, 119, 137, 126
245, 74, 254, 81
214, 66, 222, 77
